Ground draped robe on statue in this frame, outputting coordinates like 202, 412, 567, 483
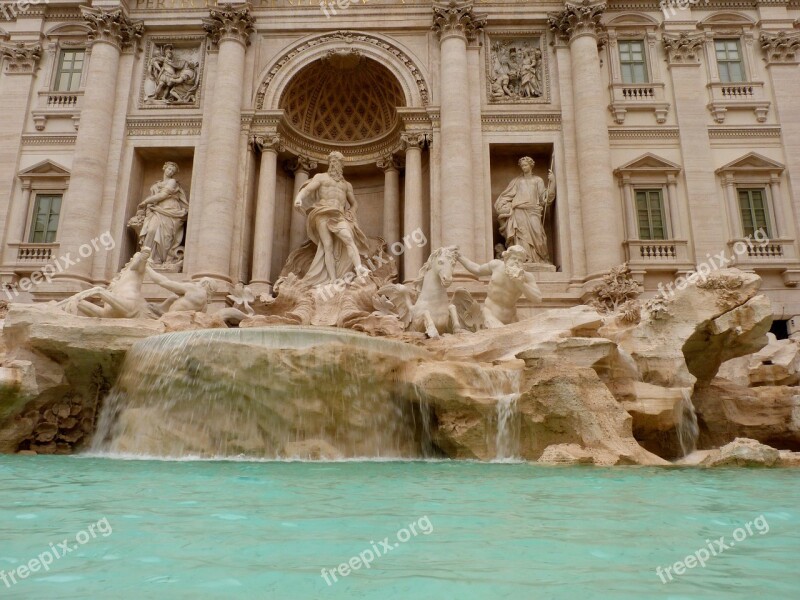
140, 180, 189, 265
293, 179, 370, 286
495, 175, 554, 264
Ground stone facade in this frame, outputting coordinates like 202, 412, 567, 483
1, 0, 799, 317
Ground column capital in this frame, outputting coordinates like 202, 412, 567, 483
401, 132, 431, 151
0, 42, 42, 74
548, 1, 606, 45
760, 31, 800, 65
251, 133, 283, 154
377, 155, 404, 173
662, 32, 706, 66
81, 6, 143, 51
285, 155, 317, 175
203, 4, 255, 48
432, 1, 486, 43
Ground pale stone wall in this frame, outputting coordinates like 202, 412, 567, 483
0, 0, 798, 315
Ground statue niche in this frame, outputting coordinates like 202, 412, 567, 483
128, 161, 189, 272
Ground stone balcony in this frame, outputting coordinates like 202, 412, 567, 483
624, 240, 694, 276
608, 82, 669, 125
9, 242, 58, 272
707, 82, 769, 124
31, 91, 83, 131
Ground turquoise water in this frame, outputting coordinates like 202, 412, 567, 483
0, 457, 798, 599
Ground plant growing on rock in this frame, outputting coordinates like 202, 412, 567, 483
587, 263, 641, 314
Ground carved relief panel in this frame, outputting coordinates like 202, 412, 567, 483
139, 36, 205, 109
486, 34, 549, 104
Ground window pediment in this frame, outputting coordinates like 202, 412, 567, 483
18, 160, 70, 181
716, 153, 784, 175
615, 153, 681, 177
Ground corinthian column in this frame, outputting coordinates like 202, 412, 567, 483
432, 1, 485, 258
287, 156, 317, 251
195, 5, 254, 283
53, 7, 142, 286
549, 1, 621, 277
251, 134, 283, 292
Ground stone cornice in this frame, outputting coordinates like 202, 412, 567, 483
760, 30, 800, 64
21, 133, 77, 146
81, 6, 143, 51
0, 41, 42, 74
548, 0, 607, 44
431, 1, 487, 43
608, 127, 680, 140
662, 31, 706, 65
126, 117, 203, 136
707, 126, 782, 138
203, 4, 255, 48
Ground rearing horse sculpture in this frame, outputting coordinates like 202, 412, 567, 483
58, 248, 154, 319
376, 246, 480, 338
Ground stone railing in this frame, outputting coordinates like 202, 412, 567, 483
624, 239, 691, 268
16, 243, 56, 263
609, 82, 668, 124
707, 82, 769, 123
33, 90, 84, 131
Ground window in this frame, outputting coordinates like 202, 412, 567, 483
715, 39, 745, 83
29, 194, 61, 243
619, 40, 648, 83
738, 188, 771, 237
636, 189, 666, 240
54, 49, 84, 92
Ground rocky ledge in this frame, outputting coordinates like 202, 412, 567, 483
0, 268, 796, 466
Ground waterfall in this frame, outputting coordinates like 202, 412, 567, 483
494, 393, 520, 461
90, 326, 436, 460
675, 390, 700, 457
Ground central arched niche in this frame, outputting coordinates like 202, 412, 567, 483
278, 51, 406, 145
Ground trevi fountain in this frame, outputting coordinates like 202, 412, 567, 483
1, 1, 799, 597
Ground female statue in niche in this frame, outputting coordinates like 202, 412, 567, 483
128, 161, 189, 271
494, 156, 556, 265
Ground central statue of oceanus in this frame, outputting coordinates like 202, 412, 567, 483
292, 151, 370, 285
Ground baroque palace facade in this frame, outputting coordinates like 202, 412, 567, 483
1, 0, 800, 320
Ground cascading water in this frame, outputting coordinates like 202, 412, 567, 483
90, 326, 437, 459
467, 368, 522, 461
675, 390, 700, 457
494, 393, 520, 460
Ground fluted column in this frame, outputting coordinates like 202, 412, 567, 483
377, 155, 402, 244
402, 132, 428, 282
432, 1, 485, 257
251, 134, 283, 291
194, 5, 254, 283
53, 8, 141, 285
549, 1, 621, 276
287, 156, 317, 251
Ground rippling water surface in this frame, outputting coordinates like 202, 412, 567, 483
0, 457, 798, 599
